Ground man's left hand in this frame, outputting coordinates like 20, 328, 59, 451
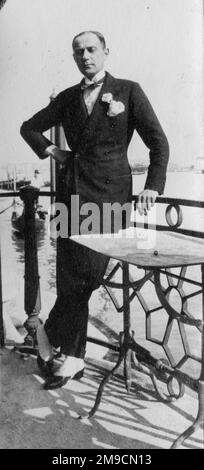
137, 189, 158, 215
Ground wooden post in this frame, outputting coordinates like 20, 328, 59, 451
50, 91, 56, 207
20, 185, 41, 338
49, 90, 67, 204
0, 239, 4, 347
50, 93, 67, 297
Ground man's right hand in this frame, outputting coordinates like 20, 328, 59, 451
137, 189, 158, 215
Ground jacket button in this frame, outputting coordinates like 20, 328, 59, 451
106, 178, 111, 184
75, 153, 80, 159
110, 122, 116, 128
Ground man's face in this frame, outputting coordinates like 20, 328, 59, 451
73, 33, 109, 79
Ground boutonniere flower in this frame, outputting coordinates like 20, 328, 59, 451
102, 93, 125, 116
107, 100, 125, 117
102, 93, 113, 104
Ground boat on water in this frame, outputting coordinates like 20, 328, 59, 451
131, 164, 147, 175
11, 204, 47, 233
0, 178, 31, 191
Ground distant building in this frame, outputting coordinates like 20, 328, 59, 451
195, 157, 204, 172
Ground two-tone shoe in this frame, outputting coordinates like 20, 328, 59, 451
44, 368, 84, 390
37, 354, 54, 378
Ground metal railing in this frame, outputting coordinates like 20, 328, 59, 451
0, 188, 203, 348
0, 186, 204, 447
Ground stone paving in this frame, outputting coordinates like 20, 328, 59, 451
0, 332, 203, 450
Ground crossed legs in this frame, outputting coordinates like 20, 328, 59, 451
37, 237, 109, 388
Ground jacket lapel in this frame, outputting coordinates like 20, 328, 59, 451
68, 85, 88, 138
84, 72, 118, 133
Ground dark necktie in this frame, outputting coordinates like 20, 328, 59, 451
81, 77, 104, 91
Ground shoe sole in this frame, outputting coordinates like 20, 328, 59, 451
43, 368, 84, 390
37, 356, 54, 377
73, 369, 84, 380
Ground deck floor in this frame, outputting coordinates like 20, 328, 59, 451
0, 345, 203, 450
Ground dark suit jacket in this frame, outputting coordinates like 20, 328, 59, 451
20, 72, 169, 210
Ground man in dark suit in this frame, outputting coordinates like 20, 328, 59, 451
20, 30, 169, 389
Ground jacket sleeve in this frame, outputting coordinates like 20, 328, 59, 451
20, 92, 66, 159
130, 83, 169, 194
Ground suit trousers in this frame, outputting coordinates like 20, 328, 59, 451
44, 237, 109, 357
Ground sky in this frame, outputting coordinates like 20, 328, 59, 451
0, 0, 203, 175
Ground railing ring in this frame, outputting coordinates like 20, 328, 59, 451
167, 375, 185, 399
165, 204, 183, 228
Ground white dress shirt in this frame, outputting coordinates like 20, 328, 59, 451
83, 69, 105, 115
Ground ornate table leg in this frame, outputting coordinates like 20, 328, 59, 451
80, 347, 127, 419
80, 261, 132, 419
122, 261, 133, 392
171, 264, 204, 449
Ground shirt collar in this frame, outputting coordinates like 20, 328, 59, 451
83, 69, 106, 86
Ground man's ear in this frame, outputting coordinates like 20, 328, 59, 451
104, 47, 109, 57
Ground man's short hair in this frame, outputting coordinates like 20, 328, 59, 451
72, 31, 106, 50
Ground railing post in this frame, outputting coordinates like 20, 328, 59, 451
50, 91, 56, 207
50, 91, 67, 206
52, 111, 67, 298
20, 185, 41, 341
0, 239, 4, 347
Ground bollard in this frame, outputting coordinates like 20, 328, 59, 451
0, 239, 4, 347
20, 185, 41, 344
